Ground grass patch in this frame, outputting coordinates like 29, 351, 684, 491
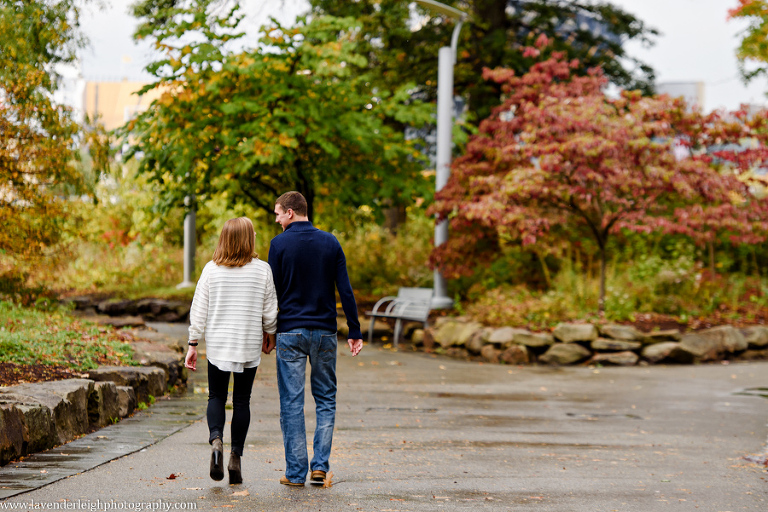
0, 301, 137, 371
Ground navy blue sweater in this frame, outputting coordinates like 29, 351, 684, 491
268, 221, 362, 339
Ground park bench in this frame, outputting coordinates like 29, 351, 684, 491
365, 287, 433, 347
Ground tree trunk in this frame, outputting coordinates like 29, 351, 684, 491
295, 162, 315, 221
383, 203, 407, 234
598, 246, 607, 318
535, 250, 552, 288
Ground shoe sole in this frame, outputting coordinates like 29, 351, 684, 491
280, 479, 304, 486
229, 471, 242, 485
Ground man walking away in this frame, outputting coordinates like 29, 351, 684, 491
268, 191, 363, 486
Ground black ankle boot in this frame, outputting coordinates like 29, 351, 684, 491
228, 452, 242, 484
210, 438, 224, 481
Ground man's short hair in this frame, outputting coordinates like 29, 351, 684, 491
212, 217, 256, 267
276, 191, 308, 217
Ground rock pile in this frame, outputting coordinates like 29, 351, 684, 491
63, 297, 191, 323
413, 318, 768, 366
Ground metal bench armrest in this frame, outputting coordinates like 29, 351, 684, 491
366, 296, 398, 316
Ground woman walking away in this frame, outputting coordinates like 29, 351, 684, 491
185, 217, 278, 484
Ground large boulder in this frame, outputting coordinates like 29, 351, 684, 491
17, 404, 57, 454
599, 324, 644, 341
590, 351, 639, 366
741, 326, 768, 349
591, 338, 642, 352
512, 331, 555, 348
0, 379, 94, 445
445, 347, 470, 360
433, 320, 483, 349
484, 327, 530, 348
130, 341, 185, 388
643, 329, 682, 344
735, 349, 768, 361
135, 299, 190, 321
97, 298, 135, 316
539, 343, 592, 365
88, 366, 166, 404
0, 404, 28, 465
678, 326, 748, 362
466, 328, 492, 354
641, 342, 683, 364
552, 323, 598, 343
116, 386, 137, 418
501, 345, 529, 365
480, 345, 502, 364
88, 382, 120, 429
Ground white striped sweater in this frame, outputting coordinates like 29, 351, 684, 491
188, 259, 278, 366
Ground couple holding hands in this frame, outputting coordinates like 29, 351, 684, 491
184, 191, 363, 486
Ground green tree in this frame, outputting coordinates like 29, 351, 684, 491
125, 0, 431, 221
729, 0, 768, 82
310, 0, 658, 122
0, 0, 85, 268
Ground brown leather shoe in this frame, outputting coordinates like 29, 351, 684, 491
310, 470, 326, 485
279, 476, 304, 486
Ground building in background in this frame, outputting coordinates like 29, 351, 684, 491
82, 80, 163, 131
656, 81, 705, 111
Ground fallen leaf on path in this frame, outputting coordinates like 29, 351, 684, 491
167, 474, 177, 480
232, 490, 249, 496
323, 471, 334, 488
183, 488, 202, 490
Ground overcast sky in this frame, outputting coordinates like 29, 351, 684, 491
76, 0, 767, 113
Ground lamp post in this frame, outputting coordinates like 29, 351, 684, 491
415, 0, 467, 309
177, 194, 196, 289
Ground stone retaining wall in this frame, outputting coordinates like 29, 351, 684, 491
63, 297, 191, 323
412, 318, 768, 366
0, 363, 185, 466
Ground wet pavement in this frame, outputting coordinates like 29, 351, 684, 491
1, 322, 767, 510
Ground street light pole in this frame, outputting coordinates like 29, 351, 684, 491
415, 0, 467, 309
177, 194, 196, 289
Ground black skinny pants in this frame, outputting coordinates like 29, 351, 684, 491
207, 360, 258, 456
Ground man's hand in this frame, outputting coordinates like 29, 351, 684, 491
348, 338, 363, 356
262, 332, 276, 354
185, 346, 198, 371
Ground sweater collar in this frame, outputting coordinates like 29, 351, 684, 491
284, 221, 315, 232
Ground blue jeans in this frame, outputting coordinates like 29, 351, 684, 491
276, 329, 338, 483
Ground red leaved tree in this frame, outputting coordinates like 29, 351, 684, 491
431, 53, 768, 315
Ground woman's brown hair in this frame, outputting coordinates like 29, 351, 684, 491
212, 217, 256, 267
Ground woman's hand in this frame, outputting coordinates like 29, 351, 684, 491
185, 346, 198, 371
262, 332, 275, 354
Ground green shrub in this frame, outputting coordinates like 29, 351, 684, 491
338, 210, 433, 299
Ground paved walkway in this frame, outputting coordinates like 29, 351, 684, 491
2, 323, 767, 511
